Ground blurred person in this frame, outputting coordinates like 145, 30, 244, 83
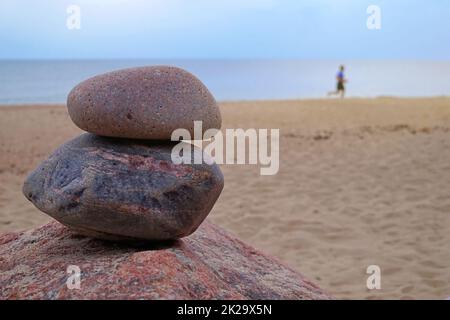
328, 65, 347, 98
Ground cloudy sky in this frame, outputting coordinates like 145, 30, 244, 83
1, 0, 449, 59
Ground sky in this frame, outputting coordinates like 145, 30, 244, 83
1, 0, 449, 59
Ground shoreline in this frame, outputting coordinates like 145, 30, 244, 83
1, 96, 450, 108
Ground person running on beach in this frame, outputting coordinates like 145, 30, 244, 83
328, 65, 347, 98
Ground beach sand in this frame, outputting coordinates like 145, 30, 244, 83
1, 98, 449, 299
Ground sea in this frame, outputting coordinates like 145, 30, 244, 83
0, 60, 449, 104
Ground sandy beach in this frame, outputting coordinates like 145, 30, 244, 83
1, 98, 449, 300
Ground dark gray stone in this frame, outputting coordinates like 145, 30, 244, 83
23, 133, 224, 241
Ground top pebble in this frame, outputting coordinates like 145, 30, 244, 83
67, 66, 221, 140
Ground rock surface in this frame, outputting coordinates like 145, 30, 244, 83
0, 221, 332, 299
23, 133, 224, 241
67, 66, 221, 140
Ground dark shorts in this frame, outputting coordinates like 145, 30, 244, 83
337, 81, 345, 91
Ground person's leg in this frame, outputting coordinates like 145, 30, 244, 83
328, 83, 340, 96
337, 82, 345, 98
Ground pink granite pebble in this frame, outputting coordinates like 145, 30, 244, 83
67, 66, 221, 140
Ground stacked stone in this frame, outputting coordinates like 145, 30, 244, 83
23, 66, 224, 241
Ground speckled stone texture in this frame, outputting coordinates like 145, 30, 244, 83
67, 66, 221, 140
0, 221, 332, 300
23, 133, 224, 241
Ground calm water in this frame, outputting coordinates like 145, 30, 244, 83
0, 60, 450, 104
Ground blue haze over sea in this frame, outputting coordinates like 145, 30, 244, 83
0, 60, 449, 104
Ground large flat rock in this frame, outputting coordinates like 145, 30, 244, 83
0, 221, 332, 300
